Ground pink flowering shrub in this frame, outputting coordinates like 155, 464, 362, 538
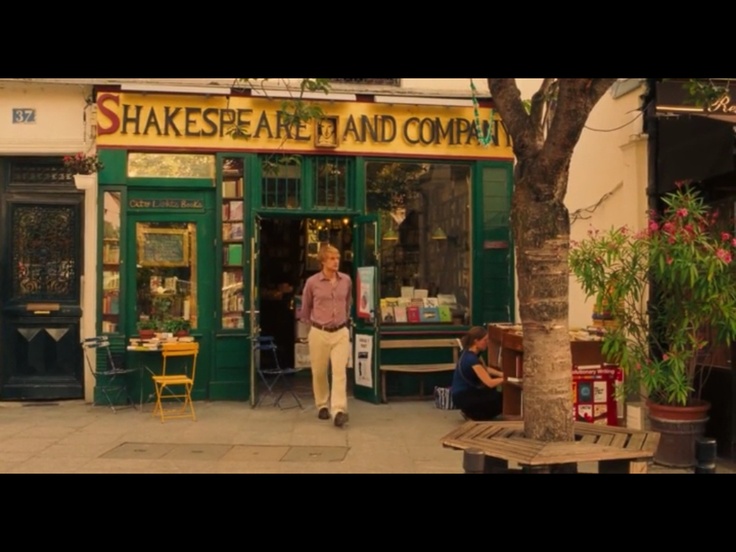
570, 183, 736, 406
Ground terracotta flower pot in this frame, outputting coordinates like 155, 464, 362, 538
139, 329, 155, 340
647, 399, 711, 468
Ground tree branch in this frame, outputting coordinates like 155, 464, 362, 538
487, 79, 538, 155
529, 78, 556, 133
541, 79, 616, 176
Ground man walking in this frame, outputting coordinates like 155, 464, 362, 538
300, 244, 353, 427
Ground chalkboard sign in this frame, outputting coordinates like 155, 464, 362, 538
138, 228, 190, 267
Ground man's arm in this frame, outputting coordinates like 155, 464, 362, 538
300, 279, 313, 324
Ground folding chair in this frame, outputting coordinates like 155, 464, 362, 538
254, 335, 302, 409
152, 342, 199, 422
82, 336, 139, 413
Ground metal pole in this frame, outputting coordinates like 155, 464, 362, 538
695, 437, 717, 474
463, 448, 486, 474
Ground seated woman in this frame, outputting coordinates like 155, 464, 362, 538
451, 326, 504, 421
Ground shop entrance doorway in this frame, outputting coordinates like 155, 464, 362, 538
256, 216, 354, 379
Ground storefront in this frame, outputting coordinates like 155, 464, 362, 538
648, 78, 736, 458
93, 88, 516, 404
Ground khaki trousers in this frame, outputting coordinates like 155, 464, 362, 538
308, 326, 351, 415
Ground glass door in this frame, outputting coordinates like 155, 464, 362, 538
353, 215, 381, 404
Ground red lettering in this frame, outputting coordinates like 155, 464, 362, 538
96, 93, 120, 136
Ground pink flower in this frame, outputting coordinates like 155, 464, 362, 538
666, 257, 673, 265
677, 208, 688, 217
723, 232, 732, 242
648, 220, 659, 232
716, 248, 733, 264
663, 353, 670, 360
732, 238, 736, 248
662, 221, 676, 234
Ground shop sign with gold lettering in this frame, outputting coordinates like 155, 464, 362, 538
96, 92, 513, 160
128, 198, 204, 209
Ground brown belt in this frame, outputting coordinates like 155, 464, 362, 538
311, 321, 348, 333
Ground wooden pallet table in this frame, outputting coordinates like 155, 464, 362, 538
441, 421, 660, 473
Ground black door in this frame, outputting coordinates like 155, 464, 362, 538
0, 159, 84, 400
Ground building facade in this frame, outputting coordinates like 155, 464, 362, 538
0, 78, 664, 415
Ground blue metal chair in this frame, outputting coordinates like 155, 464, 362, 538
254, 335, 302, 409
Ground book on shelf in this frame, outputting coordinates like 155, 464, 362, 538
381, 306, 395, 323
437, 293, 457, 306
222, 202, 230, 221
226, 243, 243, 266
400, 286, 414, 298
223, 178, 243, 198
406, 306, 421, 323
229, 222, 244, 240
102, 271, 119, 291
413, 289, 429, 299
393, 306, 408, 322
419, 306, 440, 323
424, 297, 439, 307
438, 305, 452, 322
228, 200, 244, 221
102, 243, 120, 264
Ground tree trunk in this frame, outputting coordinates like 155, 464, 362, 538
488, 78, 616, 442
514, 160, 574, 442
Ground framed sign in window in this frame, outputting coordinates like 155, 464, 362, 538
138, 227, 190, 267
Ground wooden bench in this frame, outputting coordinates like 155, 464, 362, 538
441, 420, 661, 473
379, 338, 460, 404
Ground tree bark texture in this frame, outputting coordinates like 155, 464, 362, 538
488, 79, 617, 442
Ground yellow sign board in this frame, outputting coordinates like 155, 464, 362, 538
95, 92, 513, 159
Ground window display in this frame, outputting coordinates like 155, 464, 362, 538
367, 162, 471, 324
101, 191, 121, 334
135, 221, 197, 334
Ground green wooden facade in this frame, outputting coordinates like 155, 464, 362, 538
95, 149, 514, 403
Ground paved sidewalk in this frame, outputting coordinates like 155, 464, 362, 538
1, 393, 733, 474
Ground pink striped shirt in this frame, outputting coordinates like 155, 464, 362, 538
300, 271, 352, 327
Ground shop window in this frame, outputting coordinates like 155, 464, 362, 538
127, 153, 215, 178
313, 156, 348, 209
222, 157, 245, 329
367, 162, 471, 325
261, 156, 301, 208
101, 191, 122, 334
134, 222, 198, 332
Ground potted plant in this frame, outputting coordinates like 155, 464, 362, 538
63, 151, 104, 175
163, 318, 191, 337
137, 319, 158, 340
63, 151, 104, 190
570, 182, 736, 467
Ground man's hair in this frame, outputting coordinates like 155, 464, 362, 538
318, 244, 340, 263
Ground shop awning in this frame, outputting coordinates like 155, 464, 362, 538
655, 80, 736, 193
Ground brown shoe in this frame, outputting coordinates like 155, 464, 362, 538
318, 407, 330, 420
334, 411, 349, 427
